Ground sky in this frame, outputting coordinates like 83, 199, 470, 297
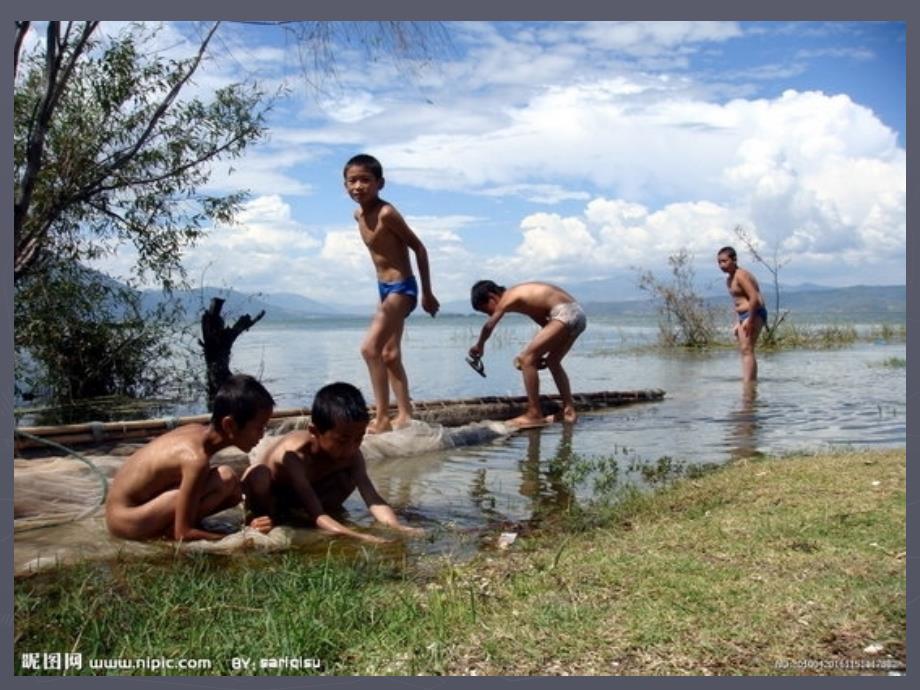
53, 20, 906, 307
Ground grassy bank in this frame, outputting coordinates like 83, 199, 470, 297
15, 448, 905, 676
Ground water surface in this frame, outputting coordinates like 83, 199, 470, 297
232, 315, 906, 542
14, 315, 905, 568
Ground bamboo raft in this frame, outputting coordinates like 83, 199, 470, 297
14, 389, 665, 452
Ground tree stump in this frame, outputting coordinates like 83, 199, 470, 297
199, 297, 265, 408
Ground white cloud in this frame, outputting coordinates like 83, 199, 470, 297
576, 21, 743, 56
320, 229, 367, 271
176, 195, 323, 292
476, 184, 591, 204
76, 21, 905, 298
795, 47, 875, 61
488, 169, 903, 288
319, 91, 385, 123
204, 145, 316, 197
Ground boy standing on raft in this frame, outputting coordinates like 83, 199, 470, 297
242, 382, 424, 544
105, 374, 275, 541
344, 154, 440, 434
469, 280, 587, 428
717, 245, 767, 382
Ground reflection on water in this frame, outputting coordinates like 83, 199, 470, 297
518, 424, 577, 522
726, 382, 761, 461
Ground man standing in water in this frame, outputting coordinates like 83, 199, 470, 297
717, 246, 767, 382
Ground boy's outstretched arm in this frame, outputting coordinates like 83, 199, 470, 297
381, 207, 439, 316
354, 457, 426, 537
281, 452, 390, 544
470, 309, 505, 358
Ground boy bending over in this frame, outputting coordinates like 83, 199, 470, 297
105, 374, 275, 541
344, 153, 440, 433
242, 382, 424, 545
469, 280, 587, 428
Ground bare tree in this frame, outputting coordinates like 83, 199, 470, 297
198, 298, 265, 407
638, 249, 718, 348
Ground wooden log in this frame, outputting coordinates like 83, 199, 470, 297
14, 390, 664, 451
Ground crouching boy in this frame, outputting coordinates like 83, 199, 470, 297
242, 382, 424, 545
105, 374, 275, 541
470, 280, 587, 428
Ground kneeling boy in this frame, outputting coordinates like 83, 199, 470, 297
242, 382, 424, 545
105, 374, 275, 541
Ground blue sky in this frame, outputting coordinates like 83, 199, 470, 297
61, 20, 906, 307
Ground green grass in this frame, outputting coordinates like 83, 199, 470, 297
15, 448, 905, 676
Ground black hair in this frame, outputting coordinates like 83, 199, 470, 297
210, 374, 275, 427
718, 246, 737, 261
343, 153, 383, 180
311, 382, 370, 432
470, 279, 506, 310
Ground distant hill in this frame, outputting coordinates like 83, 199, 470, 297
582, 284, 905, 319
136, 283, 904, 322
769, 285, 905, 316
140, 287, 356, 321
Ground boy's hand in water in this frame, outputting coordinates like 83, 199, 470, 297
249, 515, 273, 534
396, 525, 427, 539
360, 532, 394, 545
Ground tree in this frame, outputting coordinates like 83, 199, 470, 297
199, 297, 265, 407
13, 21, 269, 408
14, 259, 185, 404
638, 249, 718, 348
14, 21, 268, 287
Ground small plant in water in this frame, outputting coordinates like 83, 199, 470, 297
637, 249, 718, 348
637, 455, 686, 486
869, 323, 907, 342
558, 452, 622, 505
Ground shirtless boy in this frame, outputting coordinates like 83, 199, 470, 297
105, 374, 275, 541
242, 382, 424, 545
717, 246, 767, 382
344, 154, 439, 433
469, 280, 587, 428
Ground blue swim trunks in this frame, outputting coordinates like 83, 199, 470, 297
738, 306, 768, 323
378, 275, 418, 315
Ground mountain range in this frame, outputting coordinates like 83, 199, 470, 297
142, 283, 906, 321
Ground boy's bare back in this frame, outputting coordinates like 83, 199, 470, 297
108, 424, 210, 507
254, 430, 356, 486
498, 282, 578, 322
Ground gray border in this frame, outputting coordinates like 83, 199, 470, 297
4, 2, 914, 690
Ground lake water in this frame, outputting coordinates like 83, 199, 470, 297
13, 313, 906, 568
229, 314, 906, 537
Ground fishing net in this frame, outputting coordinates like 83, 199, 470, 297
14, 419, 515, 574
249, 418, 511, 465
12, 431, 134, 533
14, 457, 108, 530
